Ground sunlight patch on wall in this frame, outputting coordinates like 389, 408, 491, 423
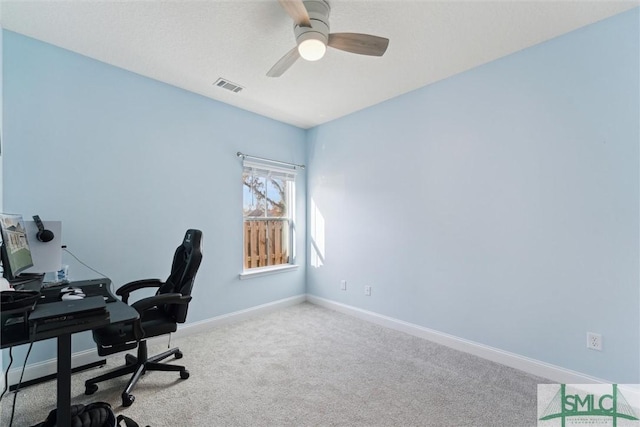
310, 198, 325, 268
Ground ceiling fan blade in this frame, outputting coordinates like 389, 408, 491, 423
278, 0, 311, 27
328, 33, 389, 56
267, 46, 301, 77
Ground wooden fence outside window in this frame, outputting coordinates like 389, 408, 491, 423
243, 219, 289, 269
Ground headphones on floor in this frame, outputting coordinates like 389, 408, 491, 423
33, 215, 55, 243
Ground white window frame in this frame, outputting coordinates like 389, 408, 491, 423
240, 159, 298, 279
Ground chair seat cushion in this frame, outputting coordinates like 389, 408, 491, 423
93, 308, 178, 349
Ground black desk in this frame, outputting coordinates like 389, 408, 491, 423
1, 279, 139, 426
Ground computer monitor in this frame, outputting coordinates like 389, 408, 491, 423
0, 213, 35, 281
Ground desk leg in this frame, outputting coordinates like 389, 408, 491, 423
57, 333, 72, 426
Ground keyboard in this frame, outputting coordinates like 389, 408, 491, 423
12, 274, 45, 291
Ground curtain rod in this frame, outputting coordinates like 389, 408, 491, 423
237, 152, 305, 170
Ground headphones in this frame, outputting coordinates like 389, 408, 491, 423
33, 215, 55, 243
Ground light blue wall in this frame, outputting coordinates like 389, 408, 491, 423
306, 9, 639, 383
1, 24, 3, 209
3, 8, 638, 383
3, 31, 307, 364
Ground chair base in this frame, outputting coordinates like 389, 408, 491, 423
85, 341, 189, 407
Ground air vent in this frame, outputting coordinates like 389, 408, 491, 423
214, 78, 243, 93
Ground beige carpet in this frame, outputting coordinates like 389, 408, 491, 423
1, 302, 548, 426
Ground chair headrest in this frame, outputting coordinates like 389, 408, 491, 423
182, 229, 202, 252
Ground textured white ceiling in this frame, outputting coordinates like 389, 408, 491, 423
1, 1, 638, 129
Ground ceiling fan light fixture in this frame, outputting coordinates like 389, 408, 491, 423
269, 0, 388, 77
297, 32, 327, 61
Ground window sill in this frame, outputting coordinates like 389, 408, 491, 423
239, 264, 299, 280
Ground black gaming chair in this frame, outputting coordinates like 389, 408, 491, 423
85, 229, 203, 407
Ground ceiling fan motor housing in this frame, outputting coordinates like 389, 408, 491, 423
294, 0, 330, 46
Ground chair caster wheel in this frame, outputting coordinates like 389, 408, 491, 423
174, 350, 183, 359
125, 354, 137, 365
85, 383, 98, 395
180, 370, 190, 380
122, 393, 135, 407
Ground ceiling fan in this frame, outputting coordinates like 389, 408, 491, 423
267, 0, 390, 77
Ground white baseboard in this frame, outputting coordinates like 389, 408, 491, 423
4, 294, 307, 387
306, 295, 613, 385
5, 293, 618, 390
173, 294, 307, 339
6, 347, 103, 387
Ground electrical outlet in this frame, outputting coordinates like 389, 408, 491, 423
340, 280, 347, 291
364, 285, 371, 296
587, 332, 602, 351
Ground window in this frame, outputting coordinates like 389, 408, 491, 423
242, 160, 296, 272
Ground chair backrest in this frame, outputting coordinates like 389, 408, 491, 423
156, 229, 203, 323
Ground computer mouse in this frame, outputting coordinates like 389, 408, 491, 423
61, 293, 84, 301
60, 286, 85, 301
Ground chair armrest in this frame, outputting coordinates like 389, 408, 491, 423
130, 293, 192, 314
116, 279, 163, 303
